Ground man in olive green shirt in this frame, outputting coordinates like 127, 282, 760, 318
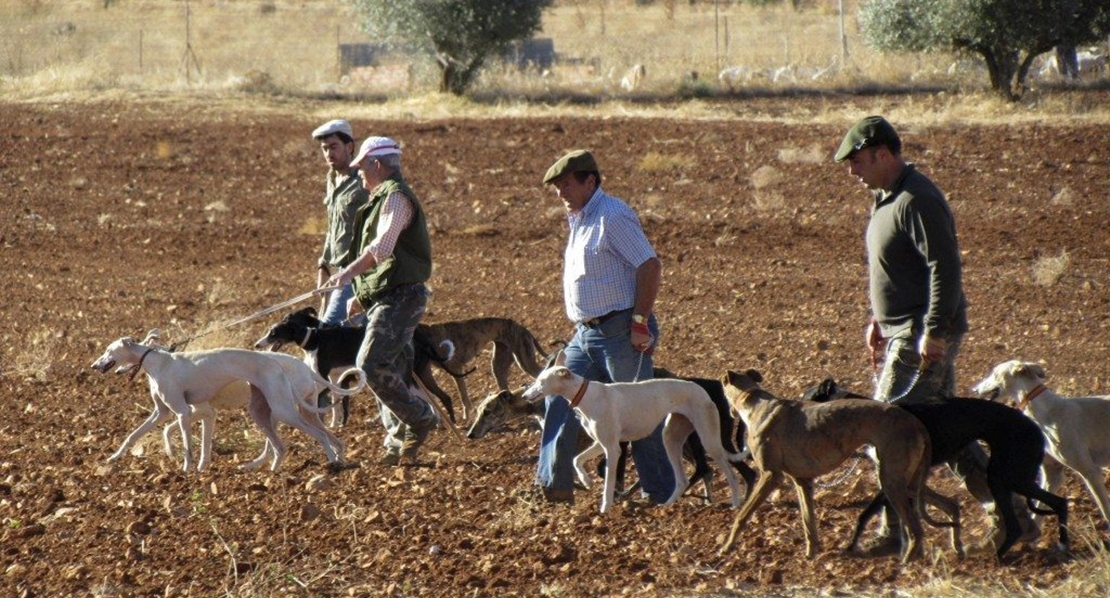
312, 119, 369, 326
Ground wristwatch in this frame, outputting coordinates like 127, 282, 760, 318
631, 314, 647, 325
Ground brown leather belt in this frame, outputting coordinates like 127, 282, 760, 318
580, 308, 631, 328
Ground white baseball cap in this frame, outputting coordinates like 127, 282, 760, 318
350, 136, 402, 167
312, 119, 353, 139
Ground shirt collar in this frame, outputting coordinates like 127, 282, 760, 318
570, 187, 605, 221
876, 163, 915, 205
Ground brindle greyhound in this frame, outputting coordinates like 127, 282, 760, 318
720, 369, 932, 562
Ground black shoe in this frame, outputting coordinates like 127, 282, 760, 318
856, 534, 903, 558
400, 417, 438, 462
541, 487, 574, 503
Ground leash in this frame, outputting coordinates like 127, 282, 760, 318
874, 358, 927, 404
170, 285, 341, 351
816, 453, 863, 489
818, 359, 926, 490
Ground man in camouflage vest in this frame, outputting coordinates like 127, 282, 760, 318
323, 136, 438, 465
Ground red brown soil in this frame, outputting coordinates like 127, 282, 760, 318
2, 96, 1110, 597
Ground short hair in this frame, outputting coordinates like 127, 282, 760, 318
573, 169, 602, 188
316, 131, 353, 145
377, 153, 401, 171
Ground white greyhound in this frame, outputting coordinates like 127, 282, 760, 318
93, 334, 365, 472
974, 360, 1110, 530
522, 366, 746, 514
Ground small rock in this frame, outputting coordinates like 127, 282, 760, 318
300, 504, 321, 522
126, 520, 151, 535
305, 474, 334, 492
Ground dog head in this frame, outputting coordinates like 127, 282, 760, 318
801, 378, 870, 403
254, 307, 319, 351
721, 369, 769, 420
972, 360, 1048, 402
467, 388, 538, 440
522, 365, 580, 401
91, 336, 146, 375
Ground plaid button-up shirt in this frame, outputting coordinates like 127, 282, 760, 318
563, 188, 656, 324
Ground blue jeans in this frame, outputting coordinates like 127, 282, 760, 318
321, 282, 366, 327
535, 312, 675, 503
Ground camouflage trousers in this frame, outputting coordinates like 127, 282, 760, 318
356, 282, 437, 452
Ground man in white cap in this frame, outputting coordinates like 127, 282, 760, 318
322, 136, 438, 465
311, 119, 368, 327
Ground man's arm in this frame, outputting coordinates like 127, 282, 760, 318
633, 257, 662, 317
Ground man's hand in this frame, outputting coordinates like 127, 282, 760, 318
630, 320, 654, 354
865, 318, 886, 369
918, 333, 947, 364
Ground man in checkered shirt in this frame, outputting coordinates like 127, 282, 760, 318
534, 149, 674, 505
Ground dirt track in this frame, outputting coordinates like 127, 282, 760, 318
2, 96, 1110, 597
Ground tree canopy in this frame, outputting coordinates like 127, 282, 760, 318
859, 0, 1110, 100
350, 0, 552, 96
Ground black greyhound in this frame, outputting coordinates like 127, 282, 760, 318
254, 307, 473, 425
805, 378, 1068, 560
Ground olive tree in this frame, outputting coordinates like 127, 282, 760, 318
349, 0, 552, 95
859, 0, 1110, 100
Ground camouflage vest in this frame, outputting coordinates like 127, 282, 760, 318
351, 174, 432, 305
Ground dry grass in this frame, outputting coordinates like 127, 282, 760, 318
3, 1, 1110, 125
1033, 250, 1070, 287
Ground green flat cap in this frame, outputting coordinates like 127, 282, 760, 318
543, 149, 598, 184
834, 116, 901, 162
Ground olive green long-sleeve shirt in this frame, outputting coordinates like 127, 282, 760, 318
866, 164, 968, 339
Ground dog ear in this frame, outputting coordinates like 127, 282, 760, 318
553, 350, 567, 368
140, 328, 162, 346
1028, 363, 1047, 380
743, 369, 763, 383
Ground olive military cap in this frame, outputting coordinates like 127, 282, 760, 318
543, 149, 599, 184
834, 116, 901, 162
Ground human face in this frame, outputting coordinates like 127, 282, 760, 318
356, 157, 387, 191
846, 146, 884, 190
319, 136, 354, 172
552, 173, 596, 213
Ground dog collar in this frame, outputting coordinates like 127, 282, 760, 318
299, 327, 314, 348
569, 379, 590, 408
128, 347, 156, 382
1018, 384, 1047, 411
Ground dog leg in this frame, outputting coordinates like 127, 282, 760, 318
491, 341, 515, 390
195, 403, 218, 472
1022, 485, 1069, 553
719, 470, 782, 555
1064, 458, 1110, 527
162, 391, 196, 472
245, 386, 286, 471
921, 487, 963, 557
989, 485, 1023, 560
452, 374, 473, 424
661, 415, 694, 505
847, 493, 888, 554
600, 442, 622, 514
573, 440, 605, 492
791, 477, 821, 558
111, 402, 174, 463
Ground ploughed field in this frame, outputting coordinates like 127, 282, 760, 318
2, 97, 1110, 597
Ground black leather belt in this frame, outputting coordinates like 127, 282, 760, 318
580, 308, 631, 328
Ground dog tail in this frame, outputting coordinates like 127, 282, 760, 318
325, 367, 367, 396
726, 448, 750, 463
438, 339, 456, 362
